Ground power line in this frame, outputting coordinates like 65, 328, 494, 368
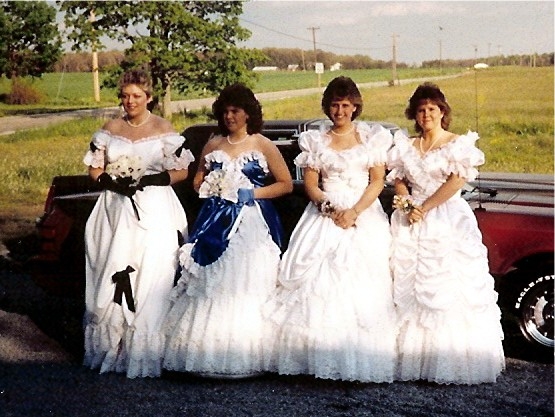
239, 17, 388, 52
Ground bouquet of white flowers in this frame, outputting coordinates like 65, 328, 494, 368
105, 155, 144, 186
104, 155, 145, 220
198, 167, 252, 203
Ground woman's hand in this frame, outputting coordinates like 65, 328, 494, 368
408, 206, 426, 224
333, 208, 358, 229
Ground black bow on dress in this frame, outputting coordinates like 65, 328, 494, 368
112, 265, 136, 312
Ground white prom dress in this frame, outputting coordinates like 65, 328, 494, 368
386, 130, 505, 384
265, 122, 398, 383
83, 130, 193, 378
163, 150, 284, 378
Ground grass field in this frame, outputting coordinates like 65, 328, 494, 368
0, 66, 552, 218
0, 67, 459, 113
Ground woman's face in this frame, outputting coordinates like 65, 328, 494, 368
415, 100, 444, 133
223, 105, 249, 134
120, 84, 152, 118
329, 98, 356, 127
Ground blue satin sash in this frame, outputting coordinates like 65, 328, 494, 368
189, 158, 284, 266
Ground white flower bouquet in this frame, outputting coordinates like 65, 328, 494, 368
105, 155, 144, 186
198, 167, 252, 203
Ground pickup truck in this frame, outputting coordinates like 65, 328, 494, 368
29, 119, 554, 355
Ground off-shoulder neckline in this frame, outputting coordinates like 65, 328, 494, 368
206, 149, 266, 161
97, 129, 181, 143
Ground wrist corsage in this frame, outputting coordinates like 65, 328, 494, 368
392, 194, 416, 214
315, 199, 336, 217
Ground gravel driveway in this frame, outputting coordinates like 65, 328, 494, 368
0, 253, 553, 417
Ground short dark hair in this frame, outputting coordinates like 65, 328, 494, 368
405, 82, 452, 134
117, 69, 153, 99
212, 83, 264, 135
321, 76, 363, 121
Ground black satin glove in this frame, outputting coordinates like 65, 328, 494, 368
138, 171, 171, 187
97, 172, 138, 197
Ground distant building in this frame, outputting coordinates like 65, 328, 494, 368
252, 66, 278, 72
330, 62, 342, 71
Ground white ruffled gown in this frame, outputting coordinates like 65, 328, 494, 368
83, 130, 193, 378
386, 130, 505, 384
163, 150, 284, 378
265, 123, 397, 383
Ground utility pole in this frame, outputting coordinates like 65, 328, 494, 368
391, 34, 399, 86
89, 10, 100, 103
438, 26, 443, 74
308, 26, 320, 87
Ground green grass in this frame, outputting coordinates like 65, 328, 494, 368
0, 68, 460, 115
0, 66, 552, 215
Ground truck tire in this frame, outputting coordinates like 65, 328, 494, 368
515, 272, 554, 352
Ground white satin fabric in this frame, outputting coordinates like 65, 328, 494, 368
163, 153, 281, 378
387, 130, 505, 384
83, 131, 193, 378
265, 123, 398, 382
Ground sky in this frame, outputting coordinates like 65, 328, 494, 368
238, 1, 554, 65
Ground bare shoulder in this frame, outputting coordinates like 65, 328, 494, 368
151, 114, 176, 134
203, 134, 225, 153
253, 133, 278, 151
101, 117, 124, 132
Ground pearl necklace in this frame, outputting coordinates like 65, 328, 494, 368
126, 111, 151, 128
419, 134, 442, 155
330, 126, 355, 136
227, 133, 249, 145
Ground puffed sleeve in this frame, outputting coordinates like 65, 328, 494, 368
293, 130, 323, 171
83, 130, 110, 168
386, 130, 411, 181
162, 133, 195, 171
443, 131, 484, 181
357, 122, 393, 168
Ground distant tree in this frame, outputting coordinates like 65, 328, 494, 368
0, 1, 61, 79
59, 1, 262, 118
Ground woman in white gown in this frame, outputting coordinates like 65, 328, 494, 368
83, 70, 194, 378
163, 84, 293, 378
387, 82, 505, 384
265, 77, 397, 383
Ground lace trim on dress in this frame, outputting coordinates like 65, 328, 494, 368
386, 130, 483, 183
95, 129, 185, 144
204, 149, 269, 173
163, 148, 194, 171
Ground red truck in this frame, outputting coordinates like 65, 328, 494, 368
29, 119, 554, 355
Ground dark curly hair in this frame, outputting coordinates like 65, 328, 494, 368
212, 83, 264, 135
117, 69, 153, 99
405, 82, 452, 134
321, 76, 363, 121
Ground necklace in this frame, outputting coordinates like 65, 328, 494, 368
227, 133, 249, 145
419, 133, 442, 155
126, 111, 151, 128
330, 126, 355, 136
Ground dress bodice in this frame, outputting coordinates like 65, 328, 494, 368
83, 130, 194, 174
205, 149, 269, 188
386, 130, 484, 201
294, 122, 393, 194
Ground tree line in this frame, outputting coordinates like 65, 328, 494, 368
1, 1, 553, 114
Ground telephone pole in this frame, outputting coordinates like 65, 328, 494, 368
308, 26, 321, 87
89, 10, 100, 103
391, 34, 399, 86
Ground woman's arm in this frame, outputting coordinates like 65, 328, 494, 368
254, 138, 293, 199
409, 173, 466, 223
335, 165, 386, 228
192, 139, 218, 193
